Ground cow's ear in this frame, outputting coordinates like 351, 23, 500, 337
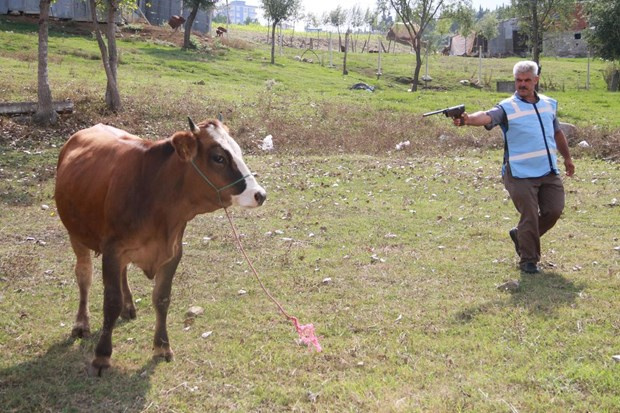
171, 132, 197, 162
188, 117, 200, 135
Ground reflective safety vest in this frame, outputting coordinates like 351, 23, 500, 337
499, 93, 559, 178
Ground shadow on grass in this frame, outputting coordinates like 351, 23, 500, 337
508, 271, 584, 314
456, 271, 584, 322
0, 335, 159, 413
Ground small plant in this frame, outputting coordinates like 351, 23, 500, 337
124, 23, 144, 33
601, 61, 619, 91
189, 35, 201, 50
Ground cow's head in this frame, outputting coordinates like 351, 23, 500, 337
171, 117, 266, 209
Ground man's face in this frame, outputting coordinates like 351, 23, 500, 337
515, 71, 539, 100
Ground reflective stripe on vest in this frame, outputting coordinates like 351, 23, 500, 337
499, 93, 559, 178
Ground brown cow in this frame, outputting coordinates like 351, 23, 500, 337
55, 118, 266, 376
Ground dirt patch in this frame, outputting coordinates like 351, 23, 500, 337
3, 14, 408, 53
3, 14, 213, 48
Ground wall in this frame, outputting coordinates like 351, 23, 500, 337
543, 31, 589, 58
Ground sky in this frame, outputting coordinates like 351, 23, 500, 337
246, 0, 510, 19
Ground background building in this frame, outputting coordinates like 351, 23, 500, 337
216, 1, 257, 25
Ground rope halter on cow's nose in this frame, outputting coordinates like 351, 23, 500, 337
189, 159, 250, 207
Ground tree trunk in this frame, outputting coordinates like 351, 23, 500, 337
270, 21, 278, 64
206, 6, 213, 36
33, 0, 58, 126
90, 0, 122, 112
411, 42, 423, 92
531, 0, 540, 65
342, 30, 350, 75
184, 6, 199, 50
105, 1, 121, 111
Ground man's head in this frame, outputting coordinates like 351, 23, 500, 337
513, 60, 539, 101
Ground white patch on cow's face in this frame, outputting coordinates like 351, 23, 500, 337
206, 123, 266, 208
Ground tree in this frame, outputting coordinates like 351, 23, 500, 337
376, 0, 393, 32
261, 0, 299, 64
327, 6, 348, 51
183, 0, 218, 50
511, 0, 574, 66
585, 0, 620, 61
363, 7, 379, 51
452, 1, 475, 55
389, 0, 452, 92
33, 0, 58, 126
287, 2, 304, 46
89, 0, 124, 112
350, 5, 364, 52
476, 11, 499, 56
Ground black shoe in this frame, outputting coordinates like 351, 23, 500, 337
509, 228, 520, 256
520, 262, 540, 274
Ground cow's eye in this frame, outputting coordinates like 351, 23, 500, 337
212, 154, 226, 164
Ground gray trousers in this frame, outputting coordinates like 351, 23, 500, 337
503, 164, 565, 265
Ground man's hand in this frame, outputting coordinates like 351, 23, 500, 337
564, 158, 575, 177
455, 111, 491, 127
453, 113, 467, 127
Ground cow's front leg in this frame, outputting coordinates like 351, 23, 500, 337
152, 246, 182, 362
91, 252, 123, 376
120, 266, 136, 320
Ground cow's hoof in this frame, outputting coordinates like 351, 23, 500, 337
71, 324, 91, 338
153, 347, 174, 362
88, 357, 110, 377
121, 305, 137, 320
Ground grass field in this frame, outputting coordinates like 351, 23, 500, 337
1, 16, 620, 412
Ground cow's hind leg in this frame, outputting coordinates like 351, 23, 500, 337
120, 266, 136, 320
91, 252, 123, 376
70, 236, 92, 338
152, 244, 183, 362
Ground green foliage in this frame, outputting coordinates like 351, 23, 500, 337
188, 35, 202, 50
261, 0, 299, 25
124, 23, 144, 33
512, 0, 576, 62
476, 11, 499, 44
452, 0, 476, 36
585, 0, 620, 61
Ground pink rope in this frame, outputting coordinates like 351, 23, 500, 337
224, 208, 322, 352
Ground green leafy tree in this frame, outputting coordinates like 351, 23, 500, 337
327, 5, 348, 51
261, 0, 299, 64
476, 11, 499, 56
376, 0, 393, 31
585, 0, 620, 61
495, 4, 516, 20
389, 0, 454, 92
34, 0, 58, 125
350, 5, 364, 51
453, 1, 475, 54
363, 7, 379, 51
183, 0, 218, 50
511, 0, 574, 65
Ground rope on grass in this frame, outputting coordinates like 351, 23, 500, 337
223, 208, 322, 352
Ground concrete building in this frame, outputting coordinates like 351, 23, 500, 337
542, 3, 589, 58
216, 1, 257, 25
487, 18, 528, 57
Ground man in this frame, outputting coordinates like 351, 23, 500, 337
455, 60, 575, 273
